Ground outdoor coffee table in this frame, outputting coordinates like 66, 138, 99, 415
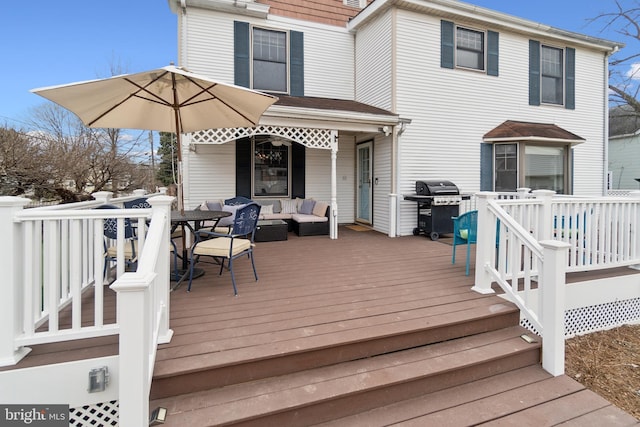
255, 219, 289, 242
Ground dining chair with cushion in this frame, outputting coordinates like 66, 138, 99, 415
187, 203, 261, 295
451, 210, 478, 276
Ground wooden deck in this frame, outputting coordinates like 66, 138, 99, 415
3, 226, 639, 426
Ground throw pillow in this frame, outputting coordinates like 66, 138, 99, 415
261, 204, 274, 215
206, 201, 223, 211
312, 201, 329, 217
299, 199, 316, 215
280, 199, 298, 214
459, 229, 469, 240
218, 204, 245, 227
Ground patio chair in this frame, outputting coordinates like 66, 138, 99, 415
125, 197, 180, 275
96, 204, 139, 278
452, 210, 478, 276
187, 203, 261, 295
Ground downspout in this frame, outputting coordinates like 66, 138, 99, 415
603, 46, 618, 195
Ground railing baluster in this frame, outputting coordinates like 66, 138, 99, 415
71, 219, 82, 330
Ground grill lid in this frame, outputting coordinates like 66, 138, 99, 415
415, 180, 459, 196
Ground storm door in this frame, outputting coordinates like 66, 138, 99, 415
356, 142, 372, 224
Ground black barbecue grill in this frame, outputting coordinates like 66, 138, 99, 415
404, 180, 463, 240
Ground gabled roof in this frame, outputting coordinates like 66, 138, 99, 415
350, 0, 622, 52
483, 120, 585, 145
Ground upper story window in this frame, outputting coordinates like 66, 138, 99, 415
456, 27, 485, 71
235, 21, 304, 96
529, 40, 575, 109
441, 20, 499, 76
541, 45, 564, 105
252, 27, 288, 93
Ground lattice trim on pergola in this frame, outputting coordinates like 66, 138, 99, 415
189, 126, 335, 150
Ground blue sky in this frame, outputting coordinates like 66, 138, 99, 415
0, 1, 630, 129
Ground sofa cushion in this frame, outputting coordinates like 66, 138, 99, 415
261, 213, 292, 220
256, 199, 281, 213
281, 199, 298, 214
312, 201, 329, 217
261, 204, 274, 215
292, 213, 328, 223
299, 199, 316, 215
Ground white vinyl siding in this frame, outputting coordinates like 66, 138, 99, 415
609, 135, 640, 190
183, 9, 354, 100
372, 135, 392, 233
305, 136, 356, 224
355, 9, 393, 110
183, 142, 236, 209
182, 11, 236, 82
391, 10, 607, 235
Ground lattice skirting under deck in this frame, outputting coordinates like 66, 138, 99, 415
69, 400, 118, 426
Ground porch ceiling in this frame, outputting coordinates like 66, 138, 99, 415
483, 120, 586, 146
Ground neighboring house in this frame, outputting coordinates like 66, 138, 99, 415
167, 0, 621, 237
609, 105, 640, 190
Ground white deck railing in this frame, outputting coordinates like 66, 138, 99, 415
0, 191, 174, 427
472, 189, 640, 376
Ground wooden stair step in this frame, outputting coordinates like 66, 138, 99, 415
151, 325, 540, 426
150, 297, 519, 399
320, 366, 639, 426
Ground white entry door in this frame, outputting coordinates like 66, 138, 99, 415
357, 142, 372, 224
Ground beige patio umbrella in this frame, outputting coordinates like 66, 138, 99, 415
31, 65, 278, 212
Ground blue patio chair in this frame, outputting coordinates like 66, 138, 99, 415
95, 204, 139, 278
123, 197, 152, 209
224, 196, 253, 206
452, 210, 478, 276
187, 203, 262, 295
125, 197, 181, 280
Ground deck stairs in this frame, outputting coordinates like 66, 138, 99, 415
149, 294, 594, 426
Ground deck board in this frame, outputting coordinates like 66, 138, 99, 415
2, 226, 638, 425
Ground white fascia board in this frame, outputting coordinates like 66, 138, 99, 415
350, 0, 622, 52
181, 0, 269, 18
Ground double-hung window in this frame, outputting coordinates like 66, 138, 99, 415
441, 20, 499, 76
529, 40, 575, 109
541, 45, 564, 105
252, 27, 288, 93
456, 27, 485, 71
234, 21, 304, 96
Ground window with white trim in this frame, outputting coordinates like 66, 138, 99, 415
541, 45, 564, 105
252, 27, 287, 93
456, 27, 485, 70
494, 143, 569, 194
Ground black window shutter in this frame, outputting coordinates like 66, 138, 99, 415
480, 143, 493, 191
441, 20, 455, 69
234, 21, 250, 88
529, 40, 541, 106
290, 31, 304, 96
291, 142, 306, 199
487, 30, 499, 76
565, 47, 576, 110
235, 137, 252, 197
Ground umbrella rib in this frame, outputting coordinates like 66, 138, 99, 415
86, 71, 173, 127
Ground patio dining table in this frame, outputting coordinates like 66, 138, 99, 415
170, 209, 231, 289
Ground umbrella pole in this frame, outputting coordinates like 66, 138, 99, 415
174, 104, 185, 215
